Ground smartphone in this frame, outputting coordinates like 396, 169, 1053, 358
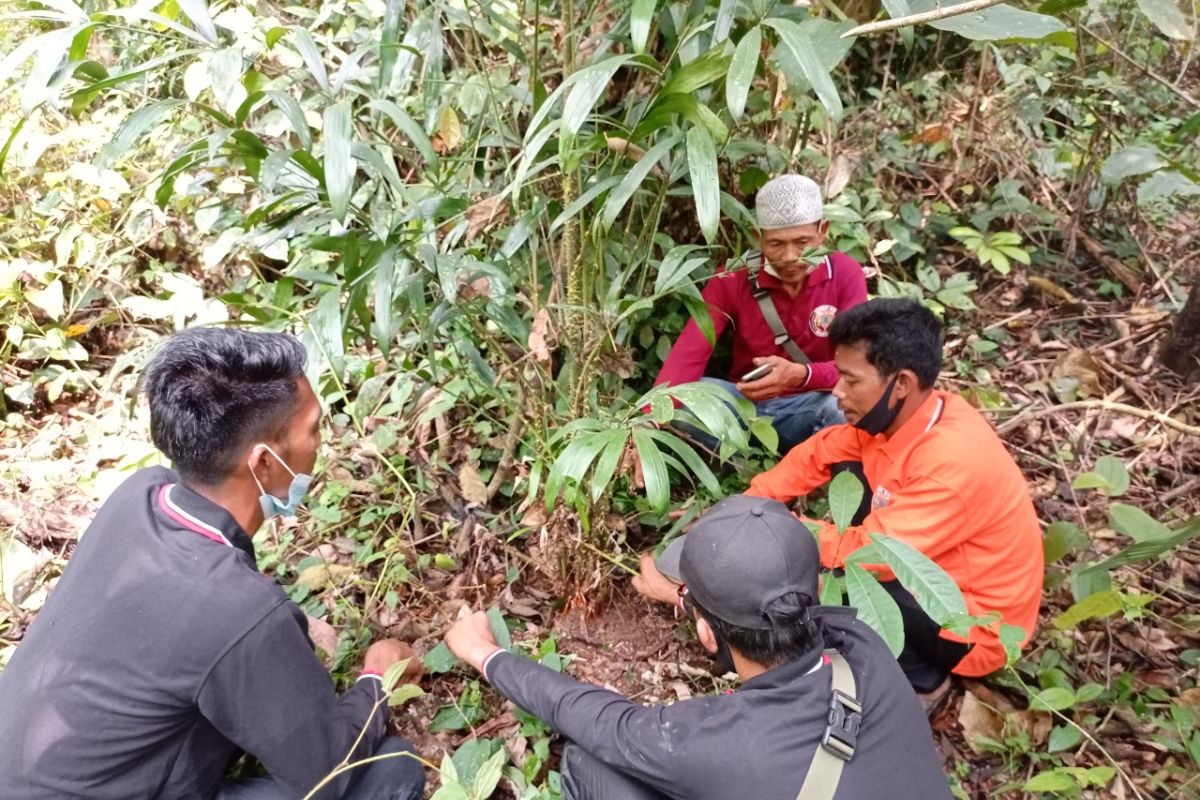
741, 364, 773, 382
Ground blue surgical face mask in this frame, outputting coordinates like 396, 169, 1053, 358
250, 444, 313, 519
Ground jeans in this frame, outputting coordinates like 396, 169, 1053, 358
679, 378, 844, 455
560, 743, 669, 800
215, 738, 425, 800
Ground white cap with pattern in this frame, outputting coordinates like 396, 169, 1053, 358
754, 174, 823, 230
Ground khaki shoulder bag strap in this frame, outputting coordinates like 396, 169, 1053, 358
796, 650, 862, 800
748, 252, 812, 365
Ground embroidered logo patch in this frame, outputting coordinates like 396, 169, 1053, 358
810, 304, 838, 337
872, 486, 893, 510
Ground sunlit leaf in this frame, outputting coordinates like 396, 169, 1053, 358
828, 470, 865, 533
630, 0, 657, 53
869, 534, 967, 624
726, 26, 760, 121
1137, 0, 1192, 40
845, 564, 904, 657
1053, 590, 1122, 629
685, 126, 719, 244
323, 100, 354, 223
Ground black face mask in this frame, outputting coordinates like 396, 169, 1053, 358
853, 375, 902, 436
709, 629, 736, 675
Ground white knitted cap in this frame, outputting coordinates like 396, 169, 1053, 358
755, 174, 823, 230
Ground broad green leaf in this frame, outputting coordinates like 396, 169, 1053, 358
309, 287, 345, 378
1138, 170, 1200, 204
450, 739, 502, 789
661, 47, 732, 96
1137, 0, 1192, 40
486, 607, 513, 650
589, 429, 631, 502
819, 572, 842, 607
725, 26, 760, 121
291, 27, 329, 92
828, 470, 865, 533
845, 565, 904, 657
630, 0, 657, 53
1108, 503, 1172, 542
685, 126, 719, 244
653, 245, 708, 295
1100, 144, 1167, 184
1023, 770, 1078, 793
98, 100, 179, 167
545, 433, 610, 508
869, 534, 967, 625
177, 0, 219, 43
600, 134, 679, 231
551, 176, 621, 232
881, 0, 1068, 42
388, 683, 425, 707
1082, 517, 1200, 574
1048, 723, 1083, 753
1094, 455, 1129, 496
423, 642, 459, 673
650, 429, 722, 497
266, 90, 312, 148
680, 292, 717, 348
1052, 589, 1122, 630
1070, 564, 1111, 601
1043, 521, 1086, 564
633, 92, 728, 143
764, 18, 843, 120
370, 100, 437, 166
323, 100, 354, 223
633, 427, 671, 513
378, 0, 404, 89
1030, 687, 1076, 713
472, 749, 507, 799
563, 56, 631, 135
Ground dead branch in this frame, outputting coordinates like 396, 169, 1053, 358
842, 0, 1008, 38
994, 400, 1200, 438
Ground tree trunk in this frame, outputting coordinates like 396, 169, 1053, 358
1161, 287, 1200, 380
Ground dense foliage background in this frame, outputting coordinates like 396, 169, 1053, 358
1, 0, 1198, 797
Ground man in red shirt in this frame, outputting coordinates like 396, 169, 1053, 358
654, 174, 868, 452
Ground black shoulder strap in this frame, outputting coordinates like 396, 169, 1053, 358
795, 650, 861, 800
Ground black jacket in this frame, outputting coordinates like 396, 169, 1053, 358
484, 612, 952, 800
0, 467, 385, 799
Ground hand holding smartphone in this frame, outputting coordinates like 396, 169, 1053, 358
741, 363, 773, 382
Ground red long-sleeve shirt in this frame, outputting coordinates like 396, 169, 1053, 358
746, 391, 1044, 676
654, 253, 867, 392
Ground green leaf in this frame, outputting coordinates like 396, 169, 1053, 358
486, 607, 513, 650
661, 47, 732, 96
1053, 589, 1122, 630
369, 99, 438, 166
653, 245, 708, 295
881, 0, 1068, 42
633, 92, 728, 143
630, 0, 657, 54
1137, 0, 1192, 40
1043, 521, 1086, 564
633, 427, 670, 514
869, 534, 967, 625
472, 748, 507, 799
1108, 503, 1172, 542
378, 0, 404, 90
685, 126, 719, 244
1023, 770, 1078, 793
845, 564, 905, 657
1137, 170, 1200, 204
1100, 145, 1167, 185
1048, 723, 1083, 753
389, 683, 426, 707
1030, 687, 1076, 713
176, 0, 219, 43
451, 738, 502, 789
545, 433, 610, 508
323, 100, 354, 223
309, 287, 345, 379
726, 26, 760, 121
1082, 517, 1200, 574
563, 56, 631, 135
97, 100, 179, 168
650, 429, 722, 497
764, 19, 842, 121
828, 470, 865, 533
589, 429, 631, 502
266, 90, 313, 149
291, 27, 330, 92
0, 117, 25, 175
819, 572, 843, 607
1094, 455, 1129, 496
423, 642, 459, 674
600, 134, 679, 231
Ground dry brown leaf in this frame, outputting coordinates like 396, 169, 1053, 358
464, 195, 508, 241
528, 307, 553, 364
1028, 275, 1079, 305
1051, 347, 1103, 400
958, 685, 1051, 755
434, 106, 463, 153
457, 462, 489, 506
306, 615, 340, 661
825, 153, 855, 200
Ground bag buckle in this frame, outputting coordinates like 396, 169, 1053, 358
773, 332, 791, 346
821, 690, 862, 761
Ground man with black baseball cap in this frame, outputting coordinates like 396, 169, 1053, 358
445, 496, 950, 800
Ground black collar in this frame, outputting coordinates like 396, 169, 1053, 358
156, 479, 257, 563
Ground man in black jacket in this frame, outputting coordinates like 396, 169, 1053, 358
0, 328, 425, 800
446, 496, 951, 800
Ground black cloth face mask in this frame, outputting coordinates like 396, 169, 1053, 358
853, 375, 901, 436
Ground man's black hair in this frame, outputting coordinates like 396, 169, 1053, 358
690, 592, 819, 668
829, 298, 942, 389
143, 328, 308, 486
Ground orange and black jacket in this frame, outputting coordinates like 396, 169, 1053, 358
747, 390, 1044, 676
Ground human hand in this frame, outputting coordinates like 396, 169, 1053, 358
363, 638, 418, 677
735, 356, 810, 402
631, 552, 681, 606
445, 610, 501, 673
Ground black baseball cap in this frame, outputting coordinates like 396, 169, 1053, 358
656, 495, 820, 630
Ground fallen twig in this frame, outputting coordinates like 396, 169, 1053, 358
994, 400, 1200, 437
842, 0, 1008, 38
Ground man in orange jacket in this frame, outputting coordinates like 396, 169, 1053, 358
635, 299, 1043, 702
